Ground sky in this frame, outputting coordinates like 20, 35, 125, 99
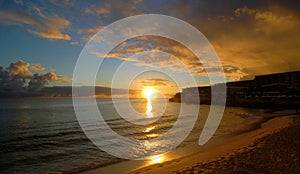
0, 0, 300, 95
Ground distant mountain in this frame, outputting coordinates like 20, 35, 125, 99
0, 86, 141, 98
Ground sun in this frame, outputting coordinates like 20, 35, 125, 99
143, 87, 155, 99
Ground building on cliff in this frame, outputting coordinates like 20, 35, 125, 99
176, 70, 300, 103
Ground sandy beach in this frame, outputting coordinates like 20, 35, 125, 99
80, 110, 299, 174
126, 114, 299, 174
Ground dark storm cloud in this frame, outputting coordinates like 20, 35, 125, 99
0, 60, 67, 96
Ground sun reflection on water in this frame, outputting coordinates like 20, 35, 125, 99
143, 126, 155, 133
149, 154, 165, 164
146, 98, 153, 117
142, 87, 166, 164
143, 87, 155, 117
146, 133, 159, 138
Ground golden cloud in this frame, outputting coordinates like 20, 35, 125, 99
139, 78, 174, 87
7, 59, 32, 77
0, 8, 71, 40
30, 63, 46, 71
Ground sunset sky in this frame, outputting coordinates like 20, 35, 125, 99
1, 0, 300, 95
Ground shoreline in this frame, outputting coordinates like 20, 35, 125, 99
80, 110, 299, 174
127, 114, 299, 174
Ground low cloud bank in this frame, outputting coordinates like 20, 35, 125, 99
0, 60, 61, 97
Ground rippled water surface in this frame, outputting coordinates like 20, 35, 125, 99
0, 98, 265, 173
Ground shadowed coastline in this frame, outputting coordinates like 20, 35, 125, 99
125, 114, 300, 174
170, 70, 300, 110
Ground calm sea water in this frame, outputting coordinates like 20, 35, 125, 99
0, 98, 265, 173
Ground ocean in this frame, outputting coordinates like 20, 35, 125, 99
0, 98, 265, 173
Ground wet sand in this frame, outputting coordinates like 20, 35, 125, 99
81, 110, 299, 174
126, 114, 300, 174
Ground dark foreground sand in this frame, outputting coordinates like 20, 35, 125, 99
174, 117, 300, 174
127, 115, 300, 174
